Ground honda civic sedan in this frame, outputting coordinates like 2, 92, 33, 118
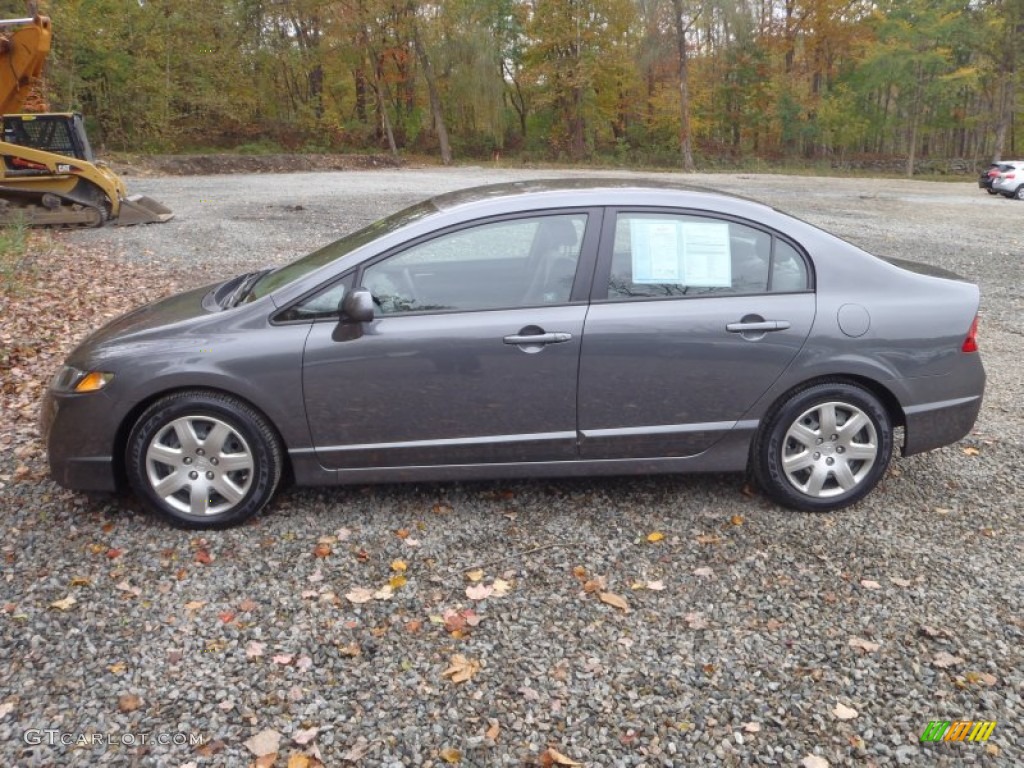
41, 180, 985, 528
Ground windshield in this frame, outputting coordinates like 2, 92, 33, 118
246, 200, 437, 301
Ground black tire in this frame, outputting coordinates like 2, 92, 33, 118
753, 382, 893, 512
986, 187, 998, 195
1015, 185, 1024, 201
126, 391, 282, 528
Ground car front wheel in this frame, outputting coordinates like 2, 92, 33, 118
127, 391, 282, 528
754, 382, 893, 512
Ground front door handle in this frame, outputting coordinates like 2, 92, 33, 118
726, 320, 791, 333
503, 332, 573, 345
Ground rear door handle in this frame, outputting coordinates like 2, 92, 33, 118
503, 332, 573, 345
726, 320, 791, 333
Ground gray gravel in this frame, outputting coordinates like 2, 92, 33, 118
1, 168, 1021, 766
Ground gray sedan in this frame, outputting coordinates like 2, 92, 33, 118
41, 180, 985, 528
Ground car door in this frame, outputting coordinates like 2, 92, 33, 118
301, 210, 601, 469
578, 209, 815, 459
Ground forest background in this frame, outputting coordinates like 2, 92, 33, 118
8, 0, 1023, 175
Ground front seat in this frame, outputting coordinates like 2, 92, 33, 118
522, 218, 580, 304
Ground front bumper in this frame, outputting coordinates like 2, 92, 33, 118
40, 388, 120, 492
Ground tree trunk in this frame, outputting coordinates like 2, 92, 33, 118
671, 0, 696, 172
410, 10, 452, 165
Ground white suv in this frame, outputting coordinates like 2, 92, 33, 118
992, 161, 1024, 199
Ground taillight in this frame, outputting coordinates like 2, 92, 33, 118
962, 315, 979, 353
1005, 173, 1016, 180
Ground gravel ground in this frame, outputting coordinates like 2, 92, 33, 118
1, 168, 1021, 767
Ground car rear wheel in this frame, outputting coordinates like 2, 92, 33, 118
1015, 185, 1024, 200
986, 187, 998, 195
127, 391, 282, 528
753, 382, 892, 512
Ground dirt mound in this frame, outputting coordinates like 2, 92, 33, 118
110, 153, 403, 177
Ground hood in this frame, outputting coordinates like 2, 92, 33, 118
71, 282, 220, 357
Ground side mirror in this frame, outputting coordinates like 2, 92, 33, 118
341, 288, 375, 323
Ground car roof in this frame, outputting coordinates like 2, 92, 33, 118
425, 178, 776, 217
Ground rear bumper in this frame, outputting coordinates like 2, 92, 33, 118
40, 389, 120, 492
902, 394, 983, 456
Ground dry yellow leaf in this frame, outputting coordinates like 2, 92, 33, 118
389, 574, 407, 589
465, 569, 484, 582
287, 755, 311, 768
184, 600, 206, 611
729, 515, 745, 526
572, 565, 587, 580
49, 595, 76, 611
391, 559, 407, 572
963, 446, 980, 456
491, 578, 512, 596
441, 654, 480, 684
646, 531, 664, 543
69, 576, 91, 587
599, 591, 629, 612
440, 747, 462, 764
485, 720, 500, 741
108, 662, 127, 674
544, 748, 583, 766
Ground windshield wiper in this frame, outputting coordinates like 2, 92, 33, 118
224, 270, 270, 308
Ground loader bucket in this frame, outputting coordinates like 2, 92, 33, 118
116, 194, 174, 225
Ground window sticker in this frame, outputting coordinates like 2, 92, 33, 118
681, 222, 732, 287
630, 218, 683, 283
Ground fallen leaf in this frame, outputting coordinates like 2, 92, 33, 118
465, 568, 484, 582
244, 728, 282, 757
964, 671, 997, 686
646, 579, 666, 591
832, 702, 858, 720
599, 592, 629, 612
194, 549, 214, 565
441, 654, 481, 684
338, 643, 361, 657
345, 587, 373, 604
273, 654, 294, 665
684, 611, 708, 629
69, 576, 91, 587
986, 744, 1001, 756
108, 662, 127, 674
582, 578, 604, 593
246, 641, 266, 659
372, 585, 394, 600
287, 755, 310, 768
0, 702, 14, 719
389, 574, 407, 589
696, 534, 721, 545
572, 565, 587, 580
395, 528, 410, 539
405, 619, 423, 633
239, 598, 258, 612
49, 595, 76, 611
312, 543, 331, 558
440, 747, 462, 764
729, 514, 744, 526
118, 693, 142, 713
485, 720, 500, 741
801, 756, 829, 768
106, 548, 123, 560
962, 446, 980, 456
848, 637, 881, 653
218, 611, 236, 624
293, 727, 318, 746
296, 655, 313, 672
335, 527, 352, 541
340, 739, 370, 761
391, 559, 407, 572
255, 755, 277, 768
742, 722, 761, 733
491, 578, 512, 596
932, 651, 965, 668
646, 531, 664, 543
184, 600, 206, 612
890, 578, 912, 587
693, 567, 713, 578
541, 747, 582, 766
466, 583, 493, 600
860, 579, 881, 590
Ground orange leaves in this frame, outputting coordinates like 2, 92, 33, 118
312, 542, 332, 559
441, 653, 480, 684
598, 591, 629, 612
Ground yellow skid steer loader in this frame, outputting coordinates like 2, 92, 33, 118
0, 14, 172, 226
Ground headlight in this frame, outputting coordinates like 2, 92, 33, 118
51, 365, 114, 393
